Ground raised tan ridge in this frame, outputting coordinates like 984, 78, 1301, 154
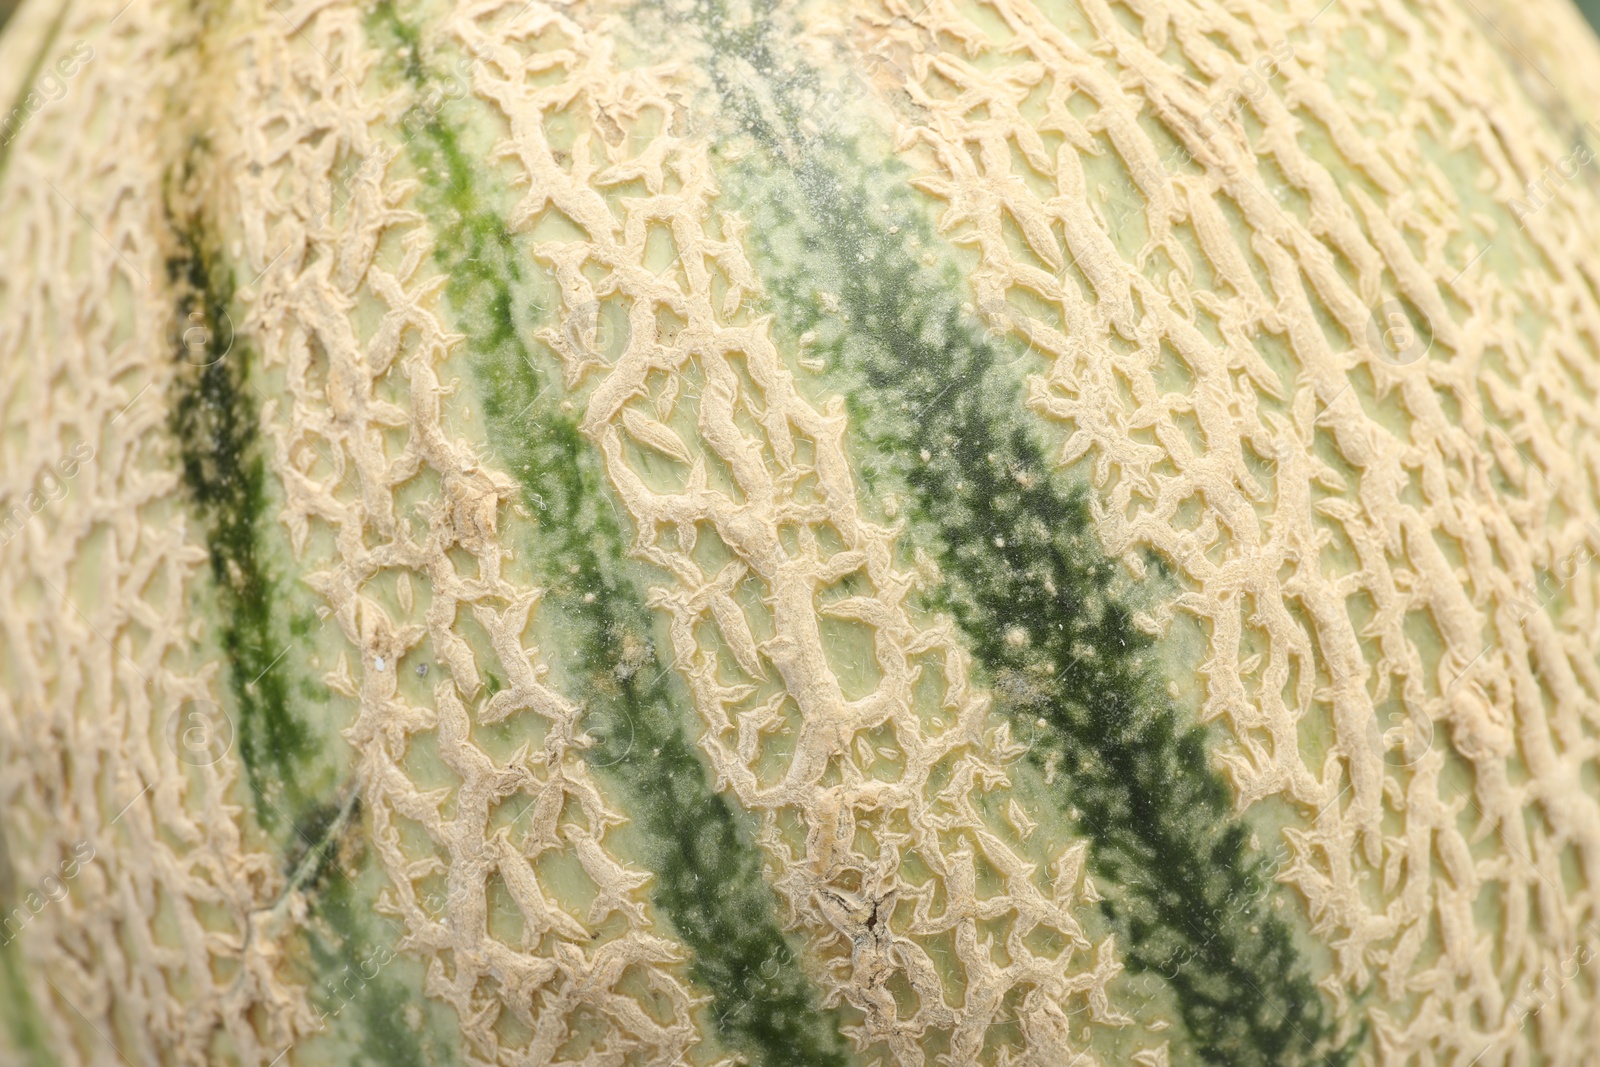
0, 1, 313, 1063
226, 3, 712, 1063
855, 0, 1600, 1059
445, 2, 1141, 1062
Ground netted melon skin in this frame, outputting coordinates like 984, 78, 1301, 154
3, 0, 1600, 1065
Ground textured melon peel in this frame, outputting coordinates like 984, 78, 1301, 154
2, 0, 1600, 1065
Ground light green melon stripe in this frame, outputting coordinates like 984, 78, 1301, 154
164, 179, 460, 1067
365, 6, 856, 1065
659, 0, 1364, 1062
0, 822, 51, 1067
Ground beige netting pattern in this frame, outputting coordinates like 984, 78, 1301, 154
228, 3, 714, 1064
0, 1, 318, 1064
11, 0, 1600, 1062
446, 1, 1142, 1063
857, 0, 1600, 1060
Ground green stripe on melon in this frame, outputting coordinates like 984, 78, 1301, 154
365, 6, 854, 1063
6, 0, 1600, 1064
663, 1, 1349, 1061
409, 5, 1156, 1063
165, 113, 463, 1067
167, 217, 315, 822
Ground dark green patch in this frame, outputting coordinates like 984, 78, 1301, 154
295, 814, 445, 1067
674, 1, 1359, 1062
259, 783, 452, 1066
0, 0, 26, 37
365, 7, 852, 1065
162, 170, 433, 1065
165, 209, 310, 828
284, 792, 363, 900
304, 903, 427, 1067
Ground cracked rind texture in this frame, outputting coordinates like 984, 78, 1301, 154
4, 0, 1600, 1065
0, 2, 321, 1064
227, 5, 716, 1066
851, 0, 1600, 1061
229, 0, 1130, 1061
445, 3, 1129, 1063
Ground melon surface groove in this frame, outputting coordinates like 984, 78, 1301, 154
2, 0, 1600, 1063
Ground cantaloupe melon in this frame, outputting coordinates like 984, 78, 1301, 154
4, 0, 1600, 1063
